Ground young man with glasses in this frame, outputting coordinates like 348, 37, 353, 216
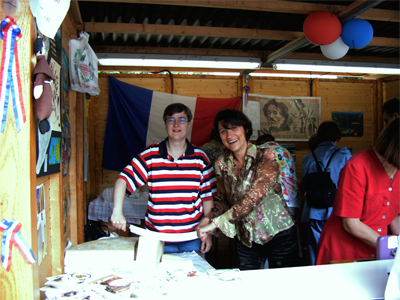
111, 103, 216, 254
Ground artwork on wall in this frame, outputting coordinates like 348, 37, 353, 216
37, 27, 62, 177
36, 183, 47, 265
332, 111, 364, 137
246, 94, 321, 141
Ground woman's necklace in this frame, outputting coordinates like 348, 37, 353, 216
233, 163, 243, 171
233, 157, 245, 171
374, 149, 397, 181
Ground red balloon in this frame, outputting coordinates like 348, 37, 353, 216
303, 11, 342, 45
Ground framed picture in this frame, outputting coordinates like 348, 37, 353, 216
332, 111, 363, 137
248, 94, 321, 141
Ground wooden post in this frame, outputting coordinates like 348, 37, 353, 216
0, 2, 39, 299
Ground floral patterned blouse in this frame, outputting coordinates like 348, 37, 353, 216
207, 142, 295, 248
259, 141, 299, 208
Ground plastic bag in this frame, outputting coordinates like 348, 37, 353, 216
69, 31, 100, 95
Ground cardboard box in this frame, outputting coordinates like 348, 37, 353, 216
64, 237, 138, 274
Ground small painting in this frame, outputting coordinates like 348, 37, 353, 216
332, 112, 363, 137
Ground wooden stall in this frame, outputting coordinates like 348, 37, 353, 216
0, 1, 399, 299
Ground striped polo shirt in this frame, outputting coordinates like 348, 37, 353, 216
119, 138, 216, 233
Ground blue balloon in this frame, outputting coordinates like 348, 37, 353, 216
341, 19, 373, 49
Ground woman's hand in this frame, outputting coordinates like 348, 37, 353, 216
111, 211, 127, 231
197, 222, 217, 242
196, 217, 211, 229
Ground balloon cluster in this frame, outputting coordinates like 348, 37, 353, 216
303, 11, 373, 60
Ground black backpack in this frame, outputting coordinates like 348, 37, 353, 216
303, 149, 339, 208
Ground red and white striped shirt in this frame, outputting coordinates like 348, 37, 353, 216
119, 139, 216, 233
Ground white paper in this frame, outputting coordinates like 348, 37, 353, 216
129, 225, 198, 242
242, 100, 260, 130
30, 0, 71, 39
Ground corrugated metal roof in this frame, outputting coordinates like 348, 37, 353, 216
75, 0, 400, 72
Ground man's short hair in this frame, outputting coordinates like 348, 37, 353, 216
316, 121, 342, 143
381, 98, 400, 117
256, 133, 275, 145
163, 103, 193, 122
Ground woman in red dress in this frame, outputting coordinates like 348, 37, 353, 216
316, 119, 400, 264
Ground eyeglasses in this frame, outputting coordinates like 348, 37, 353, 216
166, 117, 188, 124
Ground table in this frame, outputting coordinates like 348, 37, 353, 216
62, 236, 395, 300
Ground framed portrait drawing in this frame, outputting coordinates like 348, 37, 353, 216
248, 94, 321, 141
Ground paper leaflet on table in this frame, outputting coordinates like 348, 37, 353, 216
129, 224, 198, 242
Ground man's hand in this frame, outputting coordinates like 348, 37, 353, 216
110, 211, 127, 231
200, 234, 212, 254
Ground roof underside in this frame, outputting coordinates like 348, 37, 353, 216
74, 0, 400, 74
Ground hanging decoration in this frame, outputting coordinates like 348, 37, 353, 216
341, 18, 374, 49
0, 16, 26, 133
321, 36, 349, 60
29, 0, 71, 40
303, 11, 341, 45
243, 86, 250, 107
0, 219, 36, 271
303, 11, 374, 61
33, 55, 55, 133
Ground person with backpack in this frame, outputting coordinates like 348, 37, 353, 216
301, 121, 352, 265
316, 119, 399, 264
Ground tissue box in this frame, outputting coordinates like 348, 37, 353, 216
64, 237, 138, 274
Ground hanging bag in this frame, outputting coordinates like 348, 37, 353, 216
69, 31, 100, 95
84, 220, 110, 242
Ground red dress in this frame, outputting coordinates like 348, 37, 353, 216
316, 149, 400, 265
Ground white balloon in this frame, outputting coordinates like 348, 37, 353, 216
321, 36, 349, 60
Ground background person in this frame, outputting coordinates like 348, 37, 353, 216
256, 134, 300, 220
301, 121, 352, 265
111, 103, 216, 254
382, 97, 399, 126
316, 119, 400, 264
197, 109, 298, 270
256, 133, 301, 268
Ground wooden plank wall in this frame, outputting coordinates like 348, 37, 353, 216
33, 10, 84, 299
0, 2, 38, 299
87, 74, 399, 202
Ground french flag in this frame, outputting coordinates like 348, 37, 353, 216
103, 76, 241, 171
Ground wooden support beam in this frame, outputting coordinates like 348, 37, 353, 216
77, 0, 399, 22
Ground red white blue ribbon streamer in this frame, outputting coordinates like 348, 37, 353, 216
0, 219, 36, 271
0, 16, 26, 133
243, 85, 250, 107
